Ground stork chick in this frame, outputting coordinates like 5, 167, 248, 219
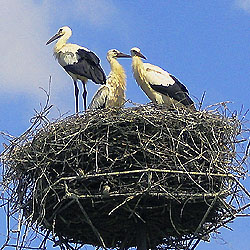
46, 26, 106, 113
89, 49, 130, 109
131, 47, 195, 110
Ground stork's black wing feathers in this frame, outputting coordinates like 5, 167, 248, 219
149, 75, 194, 106
63, 49, 106, 85
169, 75, 189, 93
88, 86, 109, 110
77, 49, 100, 65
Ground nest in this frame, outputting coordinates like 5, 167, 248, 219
1, 104, 249, 250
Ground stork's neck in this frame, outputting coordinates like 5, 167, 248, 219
109, 58, 123, 72
108, 58, 126, 89
54, 35, 69, 54
132, 56, 145, 80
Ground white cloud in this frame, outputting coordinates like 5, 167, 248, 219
42, 0, 117, 27
235, 0, 250, 12
0, 0, 61, 96
0, 0, 117, 98
73, 0, 117, 27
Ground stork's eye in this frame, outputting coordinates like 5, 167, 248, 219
59, 28, 63, 33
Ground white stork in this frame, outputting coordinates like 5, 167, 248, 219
130, 47, 195, 110
89, 49, 130, 109
46, 26, 106, 113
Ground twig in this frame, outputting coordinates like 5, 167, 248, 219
75, 197, 106, 248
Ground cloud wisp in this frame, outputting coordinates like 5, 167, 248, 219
0, 0, 118, 97
42, 0, 118, 29
235, 0, 250, 13
0, 0, 60, 95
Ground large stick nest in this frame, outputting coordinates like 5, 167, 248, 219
1, 104, 249, 249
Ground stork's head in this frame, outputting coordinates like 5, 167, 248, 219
46, 26, 72, 45
130, 47, 147, 60
106, 49, 131, 62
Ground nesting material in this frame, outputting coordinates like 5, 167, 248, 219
2, 104, 248, 249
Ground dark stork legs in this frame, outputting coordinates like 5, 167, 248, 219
73, 80, 79, 114
81, 80, 87, 111
73, 80, 88, 113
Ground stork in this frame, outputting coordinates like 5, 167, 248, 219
89, 49, 130, 109
130, 47, 195, 110
46, 26, 106, 113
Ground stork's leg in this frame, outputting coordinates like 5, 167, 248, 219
81, 81, 87, 111
73, 80, 79, 114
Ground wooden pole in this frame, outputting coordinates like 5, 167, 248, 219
136, 221, 147, 250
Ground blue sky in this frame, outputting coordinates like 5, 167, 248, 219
0, 0, 250, 249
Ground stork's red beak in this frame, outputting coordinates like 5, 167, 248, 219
46, 33, 63, 45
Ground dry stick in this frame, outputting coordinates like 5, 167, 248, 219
105, 125, 110, 159
194, 202, 241, 242
1, 85, 53, 157
217, 195, 236, 218
128, 195, 144, 219
241, 138, 250, 164
198, 92, 206, 111
61, 239, 76, 250
66, 190, 228, 200
233, 177, 250, 199
18, 222, 30, 250
47, 199, 75, 223
205, 215, 236, 236
234, 213, 250, 217
159, 185, 181, 203
39, 230, 50, 249
54, 168, 235, 180
75, 197, 106, 248
136, 126, 148, 168
175, 155, 208, 193
95, 144, 99, 172
233, 184, 247, 211
236, 202, 250, 214
190, 239, 201, 250
2, 246, 42, 250
108, 196, 135, 216
169, 202, 181, 235
75, 243, 85, 250
32, 170, 59, 224
185, 194, 219, 250
195, 194, 219, 234
11, 210, 23, 248
124, 204, 146, 224
1, 201, 11, 250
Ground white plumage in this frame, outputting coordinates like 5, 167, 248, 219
46, 26, 106, 113
131, 47, 195, 109
89, 49, 130, 109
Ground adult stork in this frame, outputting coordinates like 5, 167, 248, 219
46, 26, 106, 113
130, 47, 195, 110
89, 49, 130, 109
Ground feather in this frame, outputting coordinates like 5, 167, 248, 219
63, 49, 106, 85
89, 86, 109, 109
